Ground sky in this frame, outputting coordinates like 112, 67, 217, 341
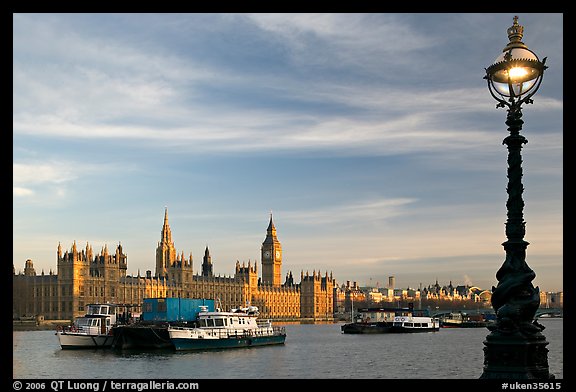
13, 13, 563, 293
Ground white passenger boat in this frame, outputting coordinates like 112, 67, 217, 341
168, 306, 286, 351
390, 314, 440, 333
56, 303, 132, 349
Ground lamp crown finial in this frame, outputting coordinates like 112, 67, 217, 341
504, 16, 526, 50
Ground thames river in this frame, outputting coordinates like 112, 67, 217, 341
13, 318, 562, 380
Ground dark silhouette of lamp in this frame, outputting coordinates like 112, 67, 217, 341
480, 16, 553, 379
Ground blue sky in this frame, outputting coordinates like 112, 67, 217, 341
13, 13, 563, 292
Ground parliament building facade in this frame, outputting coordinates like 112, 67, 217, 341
13, 209, 335, 322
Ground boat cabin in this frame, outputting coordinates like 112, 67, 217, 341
86, 304, 118, 318
393, 315, 440, 330
354, 307, 415, 323
71, 304, 119, 335
197, 309, 261, 330
72, 304, 137, 334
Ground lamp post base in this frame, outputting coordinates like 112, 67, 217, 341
480, 330, 554, 379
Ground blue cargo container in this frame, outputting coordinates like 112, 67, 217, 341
141, 298, 215, 322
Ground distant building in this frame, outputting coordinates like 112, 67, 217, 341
367, 288, 383, 303
388, 276, 395, 289
391, 288, 404, 299
13, 210, 334, 322
380, 287, 394, 300
540, 291, 563, 308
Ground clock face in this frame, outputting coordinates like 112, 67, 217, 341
264, 251, 271, 258
275, 251, 281, 259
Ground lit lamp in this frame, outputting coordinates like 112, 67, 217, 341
480, 16, 553, 379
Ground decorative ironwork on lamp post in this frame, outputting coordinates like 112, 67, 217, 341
480, 16, 553, 379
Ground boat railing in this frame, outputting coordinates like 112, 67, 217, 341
225, 326, 285, 338
256, 319, 272, 327
58, 325, 77, 333
273, 326, 286, 336
170, 325, 286, 339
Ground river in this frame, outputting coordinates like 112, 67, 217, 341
13, 318, 562, 380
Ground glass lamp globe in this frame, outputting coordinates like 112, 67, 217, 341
485, 16, 546, 100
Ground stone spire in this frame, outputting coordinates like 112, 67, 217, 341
160, 206, 173, 245
202, 246, 213, 277
156, 206, 176, 278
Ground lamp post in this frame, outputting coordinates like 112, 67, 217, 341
480, 16, 553, 379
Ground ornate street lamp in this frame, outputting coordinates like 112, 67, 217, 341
480, 16, 553, 379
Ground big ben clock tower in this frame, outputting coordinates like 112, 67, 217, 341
261, 213, 282, 286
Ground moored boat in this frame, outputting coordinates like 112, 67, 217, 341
390, 314, 440, 333
111, 298, 214, 350
168, 306, 286, 351
341, 307, 413, 334
55, 303, 135, 349
439, 312, 492, 328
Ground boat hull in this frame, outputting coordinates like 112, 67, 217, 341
341, 322, 392, 334
111, 324, 173, 349
441, 321, 490, 328
56, 331, 115, 349
171, 334, 286, 351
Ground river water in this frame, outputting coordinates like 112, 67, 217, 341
13, 318, 562, 380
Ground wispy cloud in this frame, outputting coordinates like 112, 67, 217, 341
13, 160, 137, 200
242, 13, 439, 70
283, 198, 417, 226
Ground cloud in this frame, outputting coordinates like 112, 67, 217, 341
283, 198, 417, 227
12, 160, 137, 201
13, 161, 78, 186
13, 187, 34, 197
242, 13, 439, 69
13, 14, 562, 162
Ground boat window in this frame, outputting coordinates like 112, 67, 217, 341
405, 323, 413, 327
414, 323, 421, 327
214, 318, 224, 327
200, 319, 207, 328
393, 322, 402, 326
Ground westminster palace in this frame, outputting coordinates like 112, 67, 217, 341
13, 209, 335, 322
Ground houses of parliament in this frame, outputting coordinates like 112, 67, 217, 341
13, 209, 335, 322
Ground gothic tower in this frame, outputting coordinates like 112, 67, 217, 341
202, 246, 213, 277
261, 213, 282, 286
156, 207, 176, 278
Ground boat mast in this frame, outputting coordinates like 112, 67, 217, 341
419, 282, 422, 310
351, 295, 354, 322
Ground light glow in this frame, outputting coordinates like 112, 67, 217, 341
508, 66, 529, 80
